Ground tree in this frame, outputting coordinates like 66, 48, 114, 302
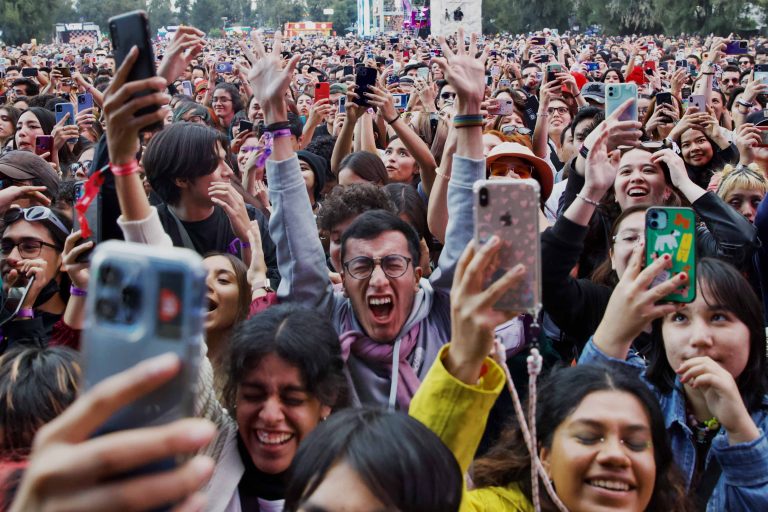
75, 0, 147, 34
190, 0, 223, 32
1, 0, 61, 44
329, 0, 356, 33
147, 0, 174, 32
483, 0, 573, 34
176, 0, 192, 24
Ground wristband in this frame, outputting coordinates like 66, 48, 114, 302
737, 99, 754, 108
386, 114, 399, 125
70, 285, 87, 297
271, 128, 293, 139
453, 114, 484, 128
109, 160, 140, 176
576, 193, 601, 207
574, 91, 582, 97
17, 308, 34, 319
265, 121, 290, 132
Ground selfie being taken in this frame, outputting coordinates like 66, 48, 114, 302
1, 4, 768, 512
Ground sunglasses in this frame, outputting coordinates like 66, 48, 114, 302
502, 125, 533, 136
3, 206, 69, 237
488, 161, 534, 179
440, 92, 457, 100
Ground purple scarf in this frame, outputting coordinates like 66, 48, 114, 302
339, 320, 421, 410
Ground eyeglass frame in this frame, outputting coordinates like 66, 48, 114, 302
0, 237, 60, 258
342, 254, 413, 280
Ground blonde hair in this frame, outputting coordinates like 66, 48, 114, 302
715, 163, 768, 199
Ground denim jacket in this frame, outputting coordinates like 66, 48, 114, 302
579, 339, 768, 512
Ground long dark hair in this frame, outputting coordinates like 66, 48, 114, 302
202, 252, 250, 328
471, 364, 692, 511
222, 304, 348, 412
647, 258, 768, 411
284, 408, 463, 512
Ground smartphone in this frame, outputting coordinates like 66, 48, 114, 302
584, 62, 599, 72
402, 49, 410, 60
681, 86, 692, 100
55, 66, 72, 78
239, 119, 254, 133
392, 93, 409, 111
688, 94, 707, 112
21, 67, 38, 77
355, 67, 378, 108
430, 48, 442, 57
77, 92, 94, 113
531, 36, 547, 46
215, 62, 233, 74
645, 207, 696, 303
605, 83, 638, 122
181, 80, 193, 97
55, 103, 78, 143
490, 65, 501, 77
109, 10, 161, 132
417, 66, 429, 80
498, 78, 511, 88
545, 63, 562, 83
609, 61, 623, 70
314, 82, 330, 103
656, 91, 672, 106
675, 59, 688, 69
34, 135, 53, 158
343, 65, 354, 76
725, 40, 749, 55
754, 64, 768, 84
757, 126, 768, 147
338, 96, 346, 113
473, 180, 541, 313
81, 242, 205, 483
643, 60, 657, 74
488, 98, 515, 116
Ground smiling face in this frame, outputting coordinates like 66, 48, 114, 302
604, 70, 621, 83
236, 353, 331, 475
614, 149, 671, 210
211, 89, 234, 123
248, 97, 264, 122
540, 390, 656, 512
662, 283, 751, 379
548, 99, 571, 131
14, 110, 44, 151
341, 230, 421, 342
680, 129, 713, 167
382, 138, 418, 184
609, 210, 645, 279
203, 255, 241, 332
1, 219, 62, 292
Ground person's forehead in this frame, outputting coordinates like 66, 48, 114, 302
3, 219, 56, 244
344, 230, 410, 257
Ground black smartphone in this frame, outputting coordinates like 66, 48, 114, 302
656, 92, 672, 106
343, 65, 354, 76
239, 119, 253, 133
355, 66, 378, 108
108, 10, 161, 132
21, 67, 39, 77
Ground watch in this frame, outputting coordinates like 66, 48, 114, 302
253, 278, 274, 292
737, 99, 754, 108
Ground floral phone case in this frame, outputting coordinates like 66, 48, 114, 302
473, 180, 541, 314
645, 207, 697, 303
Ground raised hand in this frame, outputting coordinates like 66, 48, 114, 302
432, 28, 488, 111
158, 25, 205, 84
246, 31, 302, 124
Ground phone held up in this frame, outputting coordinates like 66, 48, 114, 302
108, 10, 162, 132
473, 180, 541, 313
645, 207, 696, 303
81, 242, 206, 493
605, 83, 638, 122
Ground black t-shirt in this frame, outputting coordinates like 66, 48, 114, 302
157, 204, 280, 285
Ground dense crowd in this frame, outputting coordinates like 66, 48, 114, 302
0, 19, 767, 512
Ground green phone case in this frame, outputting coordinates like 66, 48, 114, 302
645, 207, 696, 303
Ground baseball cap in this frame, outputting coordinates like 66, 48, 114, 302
581, 82, 606, 104
0, 151, 60, 198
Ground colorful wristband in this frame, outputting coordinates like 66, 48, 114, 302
271, 128, 293, 139
109, 160, 140, 176
70, 285, 87, 297
453, 114, 484, 128
17, 308, 34, 319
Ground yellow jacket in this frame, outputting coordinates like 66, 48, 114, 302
409, 345, 534, 512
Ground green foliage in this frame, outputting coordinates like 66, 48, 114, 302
483, 0, 573, 34
75, 0, 148, 34
329, 0, 357, 33
1, 0, 62, 44
190, 0, 223, 32
147, 0, 175, 32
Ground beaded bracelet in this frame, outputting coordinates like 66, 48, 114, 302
576, 193, 601, 207
453, 114, 484, 128
110, 160, 140, 176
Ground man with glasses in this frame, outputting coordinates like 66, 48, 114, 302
738, 55, 754, 73
0, 205, 72, 348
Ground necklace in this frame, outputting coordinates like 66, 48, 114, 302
687, 412, 720, 444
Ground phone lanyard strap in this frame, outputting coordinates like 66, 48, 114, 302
74, 164, 108, 239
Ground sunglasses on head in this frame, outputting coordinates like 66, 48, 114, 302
3, 206, 69, 237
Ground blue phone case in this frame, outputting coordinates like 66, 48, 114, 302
55, 103, 76, 125
605, 83, 638, 122
77, 93, 94, 113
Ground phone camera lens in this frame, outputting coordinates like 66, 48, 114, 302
122, 286, 141, 310
99, 265, 123, 286
479, 188, 489, 207
96, 298, 118, 321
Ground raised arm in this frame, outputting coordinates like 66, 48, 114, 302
249, 32, 336, 313
428, 29, 486, 292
